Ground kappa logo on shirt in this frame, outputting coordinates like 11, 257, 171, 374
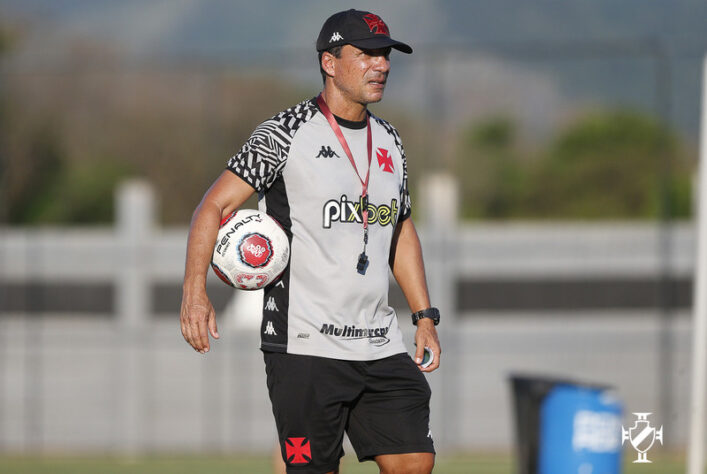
265, 297, 279, 312
316, 145, 339, 158
264, 320, 277, 336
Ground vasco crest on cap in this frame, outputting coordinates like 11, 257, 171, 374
362, 13, 390, 36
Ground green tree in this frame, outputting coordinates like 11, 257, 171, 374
525, 110, 692, 219
455, 117, 530, 219
33, 157, 133, 224
0, 19, 12, 223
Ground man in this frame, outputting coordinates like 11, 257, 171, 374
180, 9, 441, 474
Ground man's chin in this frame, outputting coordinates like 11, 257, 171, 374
364, 90, 385, 104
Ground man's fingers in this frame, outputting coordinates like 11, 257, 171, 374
208, 311, 220, 339
424, 339, 442, 372
197, 318, 210, 353
414, 323, 441, 372
422, 345, 441, 372
181, 317, 194, 347
414, 342, 425, 365
187, 319, 201, 351
189, 318, 205, 352
180, 318, 189, 342
183, 303, 214, 353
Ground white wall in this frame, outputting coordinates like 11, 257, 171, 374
0, 181, 694, 453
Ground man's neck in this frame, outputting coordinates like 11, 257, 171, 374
320, 86, 367, 122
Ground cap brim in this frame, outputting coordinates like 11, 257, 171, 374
349, 36, 413, 54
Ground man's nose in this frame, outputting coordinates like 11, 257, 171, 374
372, 55, 390, 73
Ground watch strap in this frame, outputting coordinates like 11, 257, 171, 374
411, 307, 440, 326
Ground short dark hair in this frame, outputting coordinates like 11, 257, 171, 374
318, 45, 343, 84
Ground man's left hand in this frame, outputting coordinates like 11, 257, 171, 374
414, 319, 441, 372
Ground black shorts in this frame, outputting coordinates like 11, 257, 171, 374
264, 351, 435, 473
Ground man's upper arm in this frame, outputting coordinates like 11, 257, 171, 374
226, 119, 289, 193
202, 170, 256, 218
389, 216, 417, 268
212, 118, 291, 217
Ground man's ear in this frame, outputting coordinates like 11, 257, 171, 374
321, 51, 336, 78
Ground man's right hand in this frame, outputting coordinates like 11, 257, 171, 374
180, 290, 220, 354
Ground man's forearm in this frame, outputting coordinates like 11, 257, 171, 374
183, 200, 222, 292
183, 170, 257, 293
390, 218, 431, 313
391, 218, 441, 372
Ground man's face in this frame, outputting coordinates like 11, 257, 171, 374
328, 45, 391, 105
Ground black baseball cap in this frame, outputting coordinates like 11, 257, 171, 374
316, 9, 413, 54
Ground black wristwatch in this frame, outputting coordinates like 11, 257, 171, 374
411, 307, 440, 326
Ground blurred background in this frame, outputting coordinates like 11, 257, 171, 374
1, 0, 706, 472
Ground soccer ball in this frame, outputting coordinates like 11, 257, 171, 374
211, 209, 290, 290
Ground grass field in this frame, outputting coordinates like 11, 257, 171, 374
0, 452, 692, 474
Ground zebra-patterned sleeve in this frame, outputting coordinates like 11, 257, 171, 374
399, 147, 412, 221
227, 99, 318, 192
226, 119, 289, 192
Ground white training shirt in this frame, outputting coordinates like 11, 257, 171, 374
227, 98, 411, 361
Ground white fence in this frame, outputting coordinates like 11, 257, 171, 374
0, 179, 695, 454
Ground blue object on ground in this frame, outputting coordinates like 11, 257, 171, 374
538, 384, 623, 474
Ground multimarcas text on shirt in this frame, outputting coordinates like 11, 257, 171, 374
320, 323, 391, 346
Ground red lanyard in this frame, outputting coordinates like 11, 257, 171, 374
316, 94, 372, 274
316, 94, 372, 229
